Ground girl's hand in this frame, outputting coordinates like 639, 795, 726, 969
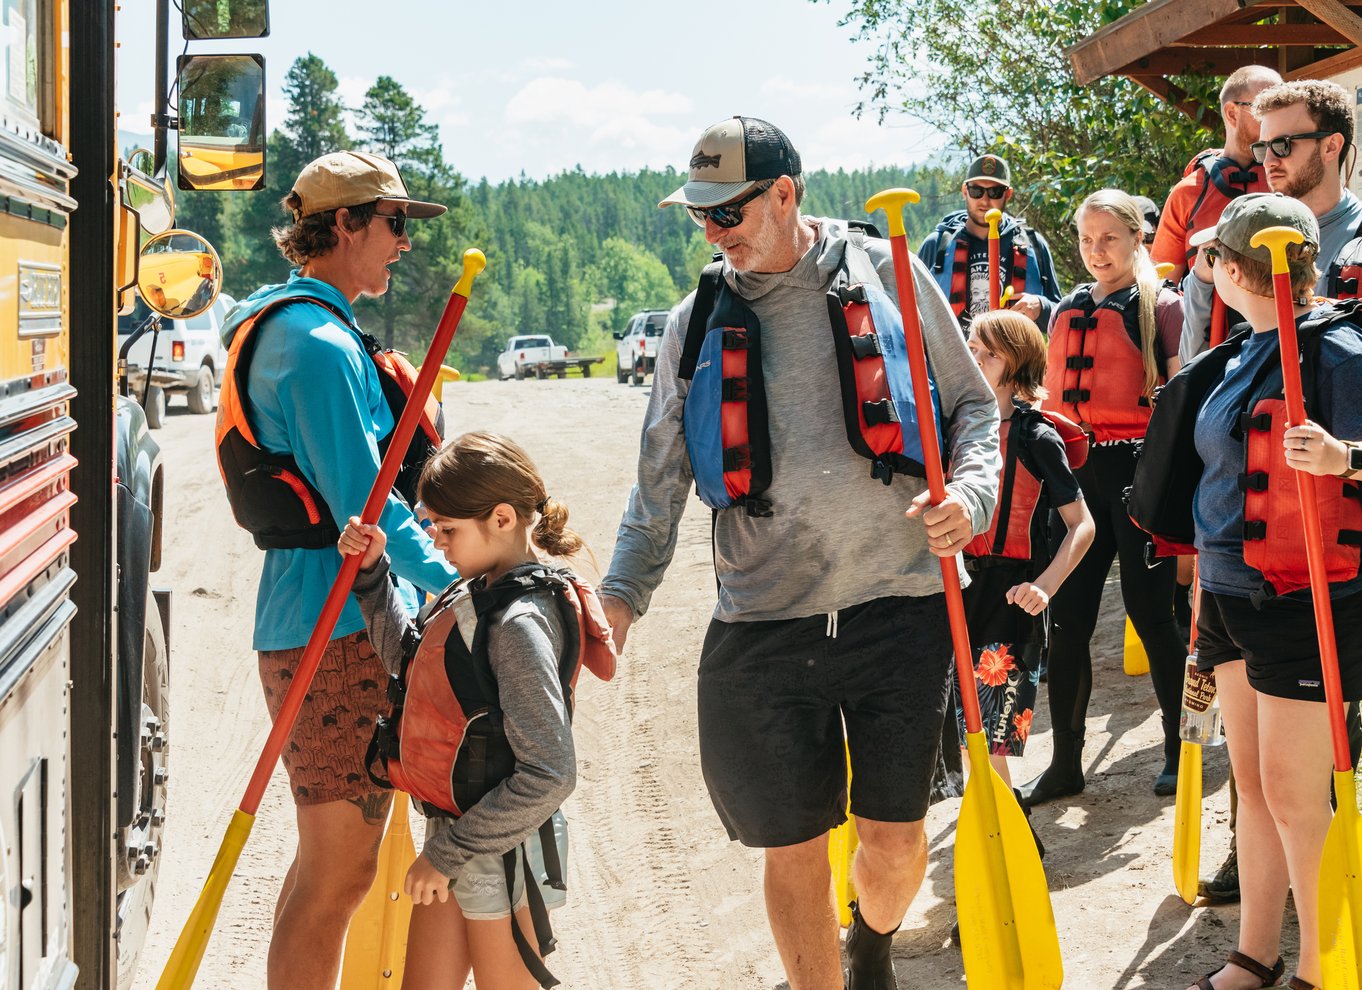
1006, 582, 1050, 616
404, 852, 452, 906
1283, 420, 1349, 477
907, 489, 974, 558
338, 517, 386, 571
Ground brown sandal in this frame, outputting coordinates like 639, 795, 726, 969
1193, 950, 1285, 989
1287, 979, 1319, 990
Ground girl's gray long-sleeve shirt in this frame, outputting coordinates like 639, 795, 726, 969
352, 558, 577, 879
600, 217, 1001, 622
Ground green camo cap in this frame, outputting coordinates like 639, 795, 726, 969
965, 154, 1011, 187
1188, 191, 1319, 262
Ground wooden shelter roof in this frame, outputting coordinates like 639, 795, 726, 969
1067, 0, 1362, 120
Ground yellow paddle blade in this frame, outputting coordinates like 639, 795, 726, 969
340, 792, 417, 988
1172, 741, 1202, 905
1123, 616, 1149, 676
829, 815, 859, 928
955, 733, 1063, 990
1320, 769, 1362, 989
156, 809, 255, 990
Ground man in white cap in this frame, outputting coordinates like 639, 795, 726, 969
217, 150, 456, 990
600, 116, 1000, 989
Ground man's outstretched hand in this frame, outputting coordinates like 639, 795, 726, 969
601, 594, 635, 654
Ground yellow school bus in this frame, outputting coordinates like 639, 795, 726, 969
0, 2, 264, 987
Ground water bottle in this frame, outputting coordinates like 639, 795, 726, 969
1179, 651, 1224, 746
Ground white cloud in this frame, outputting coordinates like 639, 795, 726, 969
518, 56, 574, 72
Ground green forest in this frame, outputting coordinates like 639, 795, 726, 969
171, 54, 961, 374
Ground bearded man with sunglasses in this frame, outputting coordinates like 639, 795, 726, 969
217, 150, 457, 990
600, 116, 1000, 990
917, 154, 1063, 333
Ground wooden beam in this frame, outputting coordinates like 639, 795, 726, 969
1066, 0, 1275, 85
1128, 75, 1215, 126
1284, 42, 1362, 76
1177, 24, 1349, 45
1116, 47, 1282, 77
1295, 0, 1362, 44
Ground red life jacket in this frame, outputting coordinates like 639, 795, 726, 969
1043, 286, 1160, 443
965, 406, 1088, 561
946, 228, 1029, 320
1240, 408, 1362, 604
215, 297, 443, 550
1179, 150, 1270, 263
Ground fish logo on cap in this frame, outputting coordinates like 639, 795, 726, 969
690, 152, 722, 170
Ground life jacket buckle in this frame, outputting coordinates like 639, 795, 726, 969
721, 377, 749, 401
1062, 388, 1091, 403
870, 459, 895, 486
1238, 471, 1269, 493
1065, 355, 1094, 370
722, 445, 752, 471
721, 328, 750, 349
863, 398, 900, 426
743, 496, 774, 518
850, 333, 883, 359
1243, 519, 1267, 541
838, 283, 869, 306
1070, 316, 1099, 331
1239, 411, 1273, 433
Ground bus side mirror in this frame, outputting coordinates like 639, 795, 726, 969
181, 0, 270, 40
122, 148, 175, 235
137, 230, 224, 321
176, 53, 266, 192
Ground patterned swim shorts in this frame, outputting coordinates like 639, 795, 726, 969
258, 629, 390, 806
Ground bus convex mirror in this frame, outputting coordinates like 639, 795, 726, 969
122, 148, 175, 235
181, 0, 270, 40
136, 230, 223, 320
176, 53, 266, 192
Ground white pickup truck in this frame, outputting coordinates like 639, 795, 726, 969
116, 290, 234, 428
614, 309, 669, 385
497, 334, 604, 380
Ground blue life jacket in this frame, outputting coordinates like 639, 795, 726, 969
678, 232, 943, 516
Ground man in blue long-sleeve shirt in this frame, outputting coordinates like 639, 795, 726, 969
218, 151, 456, 990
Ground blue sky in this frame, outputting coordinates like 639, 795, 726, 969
116, 0, 943, 183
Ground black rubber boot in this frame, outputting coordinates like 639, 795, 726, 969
1014, 787, 1045, 859
1016, 731, 1085, 809
845, 900, 898, 990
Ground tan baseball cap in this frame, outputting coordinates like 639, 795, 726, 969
659, 116, 802, 210
290, 150, 447, 219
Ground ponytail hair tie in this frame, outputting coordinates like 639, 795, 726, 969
536, 497, 549, 513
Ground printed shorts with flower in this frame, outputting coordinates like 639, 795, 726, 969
953, 559, 1045, 756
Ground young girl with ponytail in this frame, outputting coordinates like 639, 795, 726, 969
339, 431, 607, 990
1020, 189, 1187, 807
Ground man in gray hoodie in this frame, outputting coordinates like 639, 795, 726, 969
599, 117, 1000, 990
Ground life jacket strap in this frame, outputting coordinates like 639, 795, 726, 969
850, 333, 883, 359
1243, 520, 1267, 541
722, 445, 752, 471
1065, 355, 1094, 370
1238, 471, 1269, 493
1239, 411, 1273, 434
1068, 315, 1099, 331
1062, 388, 1091, 404
722, 328, 750, 349
502, 845, 560, 988
863, 398, 900, 426
721, 377, 749, 401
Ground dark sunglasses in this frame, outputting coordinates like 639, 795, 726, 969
965, 183, 1008, 201
1250, 130, 1335, 163
687, 181, 774, 229
1202, 244, 1220, 266
373, 211, 408, 238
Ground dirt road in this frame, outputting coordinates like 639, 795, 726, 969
134, 377, 1261, 990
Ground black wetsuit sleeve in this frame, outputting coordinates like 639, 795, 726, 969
1019, 417, 1083, 508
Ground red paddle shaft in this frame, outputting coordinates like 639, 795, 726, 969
1268, 266, 1350, 772
883, 233, 986, 734
239, 253, 484, 815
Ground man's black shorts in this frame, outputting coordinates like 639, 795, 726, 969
1196, 588, 1362, 702
696, 593, 953, 848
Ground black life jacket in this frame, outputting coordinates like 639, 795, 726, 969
1042, 285, 1161, 442
1128, 302, 1362, 598
678, 227, 942, 516
215, 297, 444, 550
964, 405, 1088, 562
1179, 150, 1270, 263
366, 564, 616, 989
1325, 219, 1362, 300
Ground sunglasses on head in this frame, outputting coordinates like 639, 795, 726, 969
687, 181, 775, 229
373, 211, 408, 238
1250, 130, 1335, 163
966, 183, 1008, 201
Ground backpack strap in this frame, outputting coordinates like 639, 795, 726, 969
502, 843, 561, 988
679, 261, 724, 381
932, 213, 968, 275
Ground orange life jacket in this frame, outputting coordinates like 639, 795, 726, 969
1043, 286, 1161, 443
1179, 150, 1270, 263
215, 297, 443, 550
965, 406, 1088, 561
946, 230, 1029, 320
366, 563, 615, 990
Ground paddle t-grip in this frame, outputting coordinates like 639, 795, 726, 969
864, 188, 920, 239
